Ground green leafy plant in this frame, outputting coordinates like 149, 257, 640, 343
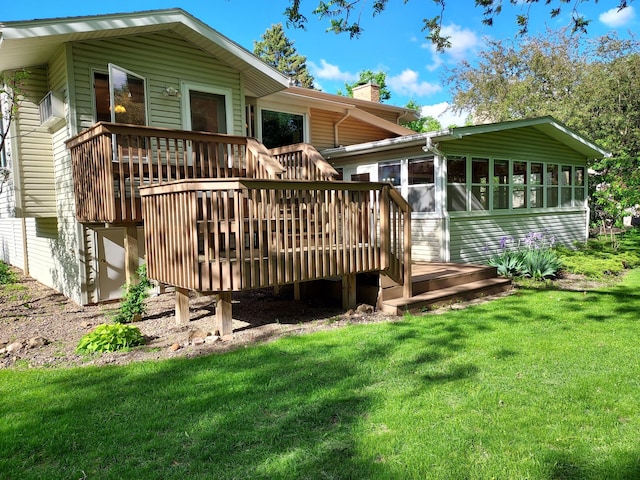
76, 323, 144, 353
113, 264, 152, 324
0, 261, 17, 285
486, 232, 562, 280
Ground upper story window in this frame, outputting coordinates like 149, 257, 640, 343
93, 64, 147, 125
261, 109, 304, 148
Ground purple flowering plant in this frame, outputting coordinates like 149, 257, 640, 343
487, 231, 562, 280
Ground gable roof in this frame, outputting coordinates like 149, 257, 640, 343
0, 8, 289, 97
322, 116, 610, 160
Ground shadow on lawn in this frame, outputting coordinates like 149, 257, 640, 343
544, 450, 640, 480
0, 317, 475, 480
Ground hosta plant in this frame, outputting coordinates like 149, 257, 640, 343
76, 323, 144, 353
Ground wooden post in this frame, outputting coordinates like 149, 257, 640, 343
124, 225, 139, 285
175, 287, 190, 325
216, 291, 233, 340
342, 273, 356, 310
293, 282, 301, 301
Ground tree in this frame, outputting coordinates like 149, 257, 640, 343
0, 70, 29, 192
283, 0, 631, 51
402, 99, 442, 133
253, 23, 315, 88
446, 29, 640, 225
338, 69, 391, 102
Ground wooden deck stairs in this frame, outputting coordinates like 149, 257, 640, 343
378, 263, 512, 315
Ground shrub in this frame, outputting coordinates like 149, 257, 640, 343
113, 264, 152, 324
486, 232, 562, 280
0, 261, 17, 285
76, 323, 144, 353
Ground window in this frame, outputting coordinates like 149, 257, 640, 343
261, 110, 304, 148
546, 164, 559, 207
530, 163, 544, 208
93, 72, 110, 122
189, 91, 227, 133
408, 156, 435, 212
512, 161, 527, 209
574, 166, 585, 205
93, 65, 147, 125
471, 158, 489, 210
561, 165, 573, 207
447, 156, 467, 211
379, 161, 401, 187
493, 159, 509, 210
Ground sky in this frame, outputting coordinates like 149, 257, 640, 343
1, 1, 637, 126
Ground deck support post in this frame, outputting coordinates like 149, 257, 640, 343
342, 273, 357, 310
293, 282, 301, 301
124, 225, 139, 285
175, 287, 190, 325
216, 292, 233, 340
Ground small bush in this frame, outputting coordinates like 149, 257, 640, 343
0, 261, 17, 285
486, 232, 562, 280
76, 323, 144, 353
113, 264, 152, 324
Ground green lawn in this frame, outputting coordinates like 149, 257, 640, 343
2, 270, 640, 479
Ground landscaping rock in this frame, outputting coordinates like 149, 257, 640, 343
169, 343, 181, 352
204, 335, 221, 344
356, 304, 374, 314
28, 336, 49, 349
6, 341, 23, 354
188, 329, 209, 342
192, 337, 205, 346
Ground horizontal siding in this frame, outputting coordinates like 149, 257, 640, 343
309, 108, 339, 149
449, 210, 587, 264
441, 127, 587, 165
72, 31, 243, 134
0, 218, 25, 270
14, 66, 57, 216
412, 218, 442, 262
338, 116, 396, 147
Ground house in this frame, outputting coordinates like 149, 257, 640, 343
0, 9, 607, 333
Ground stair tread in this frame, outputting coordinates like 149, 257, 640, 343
381, 277, 511, 307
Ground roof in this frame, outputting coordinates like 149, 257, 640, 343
0, 9, 289, 97
268, 87, 416, 137
321, 116, 610, 160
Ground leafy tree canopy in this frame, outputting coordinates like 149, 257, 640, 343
447, 29, 640, 223
402, 99, 442, 133
338, 69, 391, 102
254, 23, 315, 88
283, 0, 632, 51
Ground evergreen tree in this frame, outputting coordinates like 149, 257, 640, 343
254, 23, 315, 88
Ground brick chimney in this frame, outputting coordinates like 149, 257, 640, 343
352, 83, 380, 103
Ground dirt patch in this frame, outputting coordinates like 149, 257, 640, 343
0, 270, 396, 369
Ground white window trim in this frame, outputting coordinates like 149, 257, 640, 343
108, 63, 149, 126
180, 82, 234, 134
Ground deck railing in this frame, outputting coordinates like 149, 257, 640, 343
269, 143, 339, 181
140, 179, 411, 293
66, 123, 286, 224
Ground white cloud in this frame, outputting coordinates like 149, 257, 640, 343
599, 5, 635, 27
421, 102, 470, 128
307, 59, 358, 82
424, 23, 481, 71
387, 69, 442, 98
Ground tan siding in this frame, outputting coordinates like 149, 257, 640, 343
338, 117, 397, 146
412, 218, 442, 262
14, 66, 57, 217
357, 106, 399, 124
309, 108, 340, 149
71, 31, 243, 134
449, 211, 587, 264
441, 128, 586, 164
0, 218, 25, 270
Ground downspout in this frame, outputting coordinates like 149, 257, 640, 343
333, 109, 352, 147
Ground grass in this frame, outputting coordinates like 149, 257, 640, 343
2, 269, 640, 479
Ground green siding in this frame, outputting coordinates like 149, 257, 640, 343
71, 31, 243, 134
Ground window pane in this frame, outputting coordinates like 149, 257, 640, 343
190, 91, 227, 133
561, 187, 572, 206
494, 159, 509, 185
351, 172, 370, 182
447, 184, 467, 211
110, 66, 146, 125
513, 186, 527, 208
530, 186, 543, 208
261, 110, 304, 148
93, 72, 110, 122
547, 187, 559, 207
513, 161, 527, 185
493, 186, 509, 209
447, 157, 466, 183
472, 158, 489, 184
575, 187, 585, 203
561, 165, 572, 186
575, 167, 585, 186
546, 164, 558, 185
530, 163, 543, 185
379, 162, 400, 186
409, 157, 434, 185
471, 185, 489, 210
408, 185, 435, 212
